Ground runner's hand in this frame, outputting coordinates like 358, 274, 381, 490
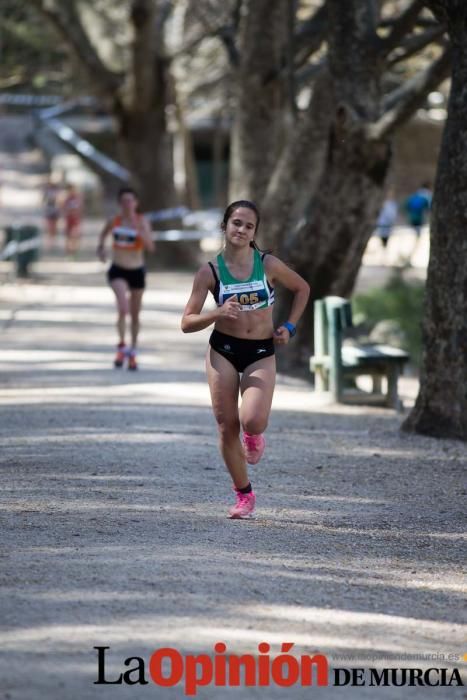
218, 295, 242, 321
273, 325, 290, 345
96, 244, 106, 262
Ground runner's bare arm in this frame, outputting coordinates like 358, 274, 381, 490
140, 217, 155, 253
96, 219, 113, 261
181, 266, 218, 333
97, 219, 113, 246
264, 256, 310, 343
181, 266, 241, 333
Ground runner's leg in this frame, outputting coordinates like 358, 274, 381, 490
240, 355, 276, 434
129, 288, 144, 349
206, 347, 249, 489
110, 278, 129, 345
239, 355, 276, 463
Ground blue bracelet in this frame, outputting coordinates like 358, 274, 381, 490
283, 321, 296, 337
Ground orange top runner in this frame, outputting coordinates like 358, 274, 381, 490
111, 215, 144, 251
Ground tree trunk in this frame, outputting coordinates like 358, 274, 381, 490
403, 2, 467, 441
273, 0, 390, 372
168, 0, 200, 210
259, 70, 332, 250
275, 118, 391, 372
229, 0, 288, 203
298, 132, 390, 299
116, 103, 176, 212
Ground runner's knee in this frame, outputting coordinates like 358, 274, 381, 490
217, 417, 241, 442
242, 416, 268, 435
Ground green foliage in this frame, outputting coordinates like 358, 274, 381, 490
0, 1, 72, 94
353, 272, 425, 365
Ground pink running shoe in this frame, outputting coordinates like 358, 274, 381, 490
242, 432, 265, 464
127, 351, 138, 371
114, 343, 126, 368
229, 489, 256, 519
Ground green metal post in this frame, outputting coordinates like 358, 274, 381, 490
329, 307, 343, 402
314, 299, 328, 391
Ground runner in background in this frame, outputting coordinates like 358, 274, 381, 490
375, 186, 398, 257
97, 187, 155, 370
62, 183, 82, 256
405, 182, 432, 237
404, 182, 432, 264
43, 179, 61, 249
181, 200, 310, 519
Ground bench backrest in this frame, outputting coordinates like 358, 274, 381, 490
314, 297, 353, 357
314, 297, 352, 398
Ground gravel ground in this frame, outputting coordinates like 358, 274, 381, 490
0, 116, 465, 700
1, 269, 465, 700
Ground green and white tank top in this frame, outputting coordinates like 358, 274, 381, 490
209, 249, 275, 311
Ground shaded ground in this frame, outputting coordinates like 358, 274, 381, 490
0, 116, 466, 699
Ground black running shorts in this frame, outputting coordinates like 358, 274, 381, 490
107, 263, 146, 290
209, 329, 275, 373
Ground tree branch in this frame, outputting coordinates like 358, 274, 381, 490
387, 24, 447, 66
218, 25, 240, 67
379, 0, 425, 56
293, 3, 328, 68
190, 0, 240, 66
131, 0, 159, 110
166, 0, 239, 62
167, 27, 214, 60
28, 0, 122, 95
295, 58, 326, 88
369, 47, 452, 139
423, 1, 450, 24
379, 15, 439, 30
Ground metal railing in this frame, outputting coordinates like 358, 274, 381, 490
42, 117, 131, 182
0, 93, 62, 107
34, 96, 132, 183
0, 228, 220, 257
0, 236, 41, 261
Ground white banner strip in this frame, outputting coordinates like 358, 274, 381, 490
0, 237, 41, 261
152, 229, 221, 242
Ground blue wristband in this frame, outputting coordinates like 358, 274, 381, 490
283, 321, 296, 337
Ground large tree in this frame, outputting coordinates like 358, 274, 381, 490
225, 0, 451, 368
29, 0, 176, 210
402, 0, 467, 441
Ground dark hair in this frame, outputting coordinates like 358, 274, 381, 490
118, 187, 138, 201
222, 200, 260, 231
221, 199, 268, 252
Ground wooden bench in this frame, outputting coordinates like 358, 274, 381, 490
310, 296, 409, 411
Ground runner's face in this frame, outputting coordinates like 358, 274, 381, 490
120, 193, 138, 215
225, 208, 257, 247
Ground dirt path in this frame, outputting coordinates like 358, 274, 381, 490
0, 117, 465, 700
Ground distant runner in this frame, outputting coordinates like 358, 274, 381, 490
97, 187, 155, 370
376, 187, 398, 250
405, 183, 432, 238
43, 179, 60, 248
62, 184, 82, 256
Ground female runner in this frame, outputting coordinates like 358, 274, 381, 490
181, 200, 310, 518
97, 187, 155, 370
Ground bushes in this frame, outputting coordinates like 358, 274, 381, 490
353, 273, 425, 366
